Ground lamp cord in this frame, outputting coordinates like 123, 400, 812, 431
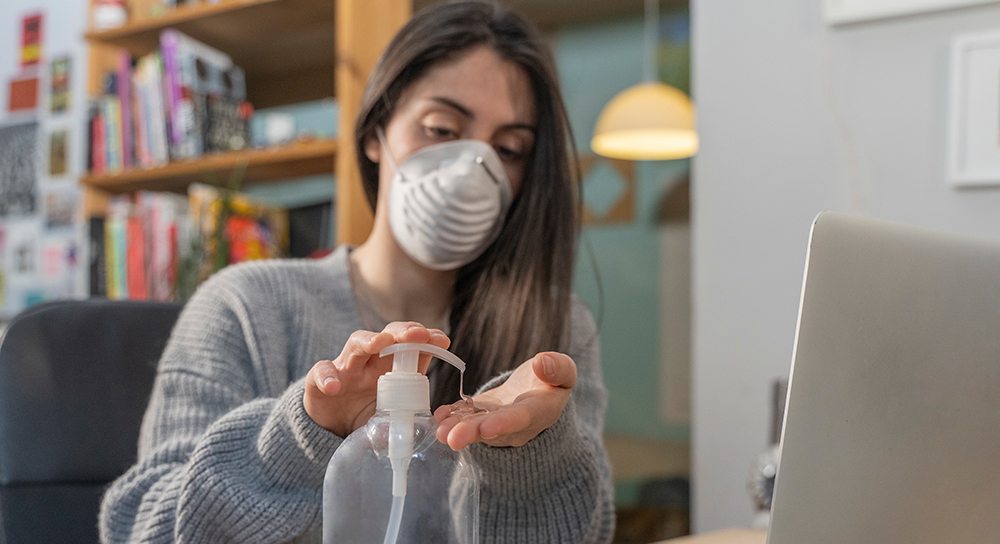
644, 0, 659, 83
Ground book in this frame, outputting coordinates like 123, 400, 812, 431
161, 29, 238, 159
126, 213, 148, 299
132, 62, 151, 168
102, 95, 123, 172
88, 216, 107, 297
89, 100, 106, 174
105, 198, 130, 299
117, 51, 134, 169
188, 183, 288, 282
137, 191, 190, 301
138, 53, 169, 165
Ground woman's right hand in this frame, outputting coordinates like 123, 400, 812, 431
304, 322, 450, 438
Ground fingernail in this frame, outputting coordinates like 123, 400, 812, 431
542, 355, 556, 377
321, 376, 335, 388
480, 423, 499, 439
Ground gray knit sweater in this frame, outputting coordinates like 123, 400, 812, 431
99, 246, 614, 543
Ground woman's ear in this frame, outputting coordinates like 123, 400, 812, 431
364, 133, 381, 164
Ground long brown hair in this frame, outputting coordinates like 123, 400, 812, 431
355, 1, 580, 407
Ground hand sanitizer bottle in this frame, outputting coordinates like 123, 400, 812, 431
323, 343, 479, 544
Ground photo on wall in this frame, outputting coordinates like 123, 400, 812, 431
48, 129, 68, 176
0, 121, 39, 217
43, 186, 78, 229
49, 55, 71, 114
948, 29, 1000, 186
20, 13, 43, 69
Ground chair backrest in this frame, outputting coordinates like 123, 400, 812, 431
0, 299, 182, 544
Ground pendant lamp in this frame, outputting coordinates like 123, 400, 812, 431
591, 0, 698, 161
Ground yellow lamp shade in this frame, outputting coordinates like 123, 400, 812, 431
591, 82, 699, 161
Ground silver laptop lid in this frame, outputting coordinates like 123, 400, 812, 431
768, 212, 1000, 544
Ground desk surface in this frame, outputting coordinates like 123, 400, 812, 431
656, 529, 767, 544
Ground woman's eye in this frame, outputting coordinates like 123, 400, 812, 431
424, 125, 458, 140
495, 146, 524, 162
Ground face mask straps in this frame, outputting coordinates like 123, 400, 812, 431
475, 156, 503, 186
375, 125, 404, 180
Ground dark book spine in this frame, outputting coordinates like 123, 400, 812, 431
88, 216, 107, 297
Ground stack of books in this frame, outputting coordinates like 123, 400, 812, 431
87, 28, 252, 175
89, 184, 288, 301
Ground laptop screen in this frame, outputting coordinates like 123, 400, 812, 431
768, 212, 1000, 544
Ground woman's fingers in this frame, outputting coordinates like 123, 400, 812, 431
531, 352, 577, 389
438, 405, 536, 450
309, 359, 342, 395
432, 352, 578, 450
479, 406, 532, 443
435, 409, 463, 444
335, 330, 384, 373
419, 328, 451, 373
304, 324, 456, 438
442, 413, 488, 450
337, 323, 453, 374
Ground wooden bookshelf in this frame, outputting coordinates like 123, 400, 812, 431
81, 138, 337, 193
83, 0, 411, 244
85, 0, 336, 108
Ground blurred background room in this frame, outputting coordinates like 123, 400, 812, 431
3, 0, 1000, 542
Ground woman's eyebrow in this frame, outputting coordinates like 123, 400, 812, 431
431, 96, 474, 118
430, 96, 536, 133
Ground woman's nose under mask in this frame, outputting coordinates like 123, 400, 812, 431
378, 128, 513, 271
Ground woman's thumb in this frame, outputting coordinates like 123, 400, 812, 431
532, 352, 576, 388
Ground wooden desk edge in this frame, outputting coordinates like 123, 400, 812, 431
653, 528, 767, 544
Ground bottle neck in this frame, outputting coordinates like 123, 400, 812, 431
376, 371, 429, 411
374, 408, 432, 418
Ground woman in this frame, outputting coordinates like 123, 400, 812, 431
100, 2, 614, 542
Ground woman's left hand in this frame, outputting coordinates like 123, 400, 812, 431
434, 351, 577, 450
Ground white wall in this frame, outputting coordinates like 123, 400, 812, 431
0, 0, 88, 175
692, 0, 1000, 531
0, 0, 90, 320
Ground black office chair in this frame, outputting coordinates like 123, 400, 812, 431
0, 299, 182, 544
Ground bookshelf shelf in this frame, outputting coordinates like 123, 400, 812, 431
83, 0, 409, 243
85, 0, 336, 107
81, 138, 337, 193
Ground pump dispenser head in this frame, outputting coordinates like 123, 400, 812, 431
376, 343, 468, 498
376, 343, 466, 411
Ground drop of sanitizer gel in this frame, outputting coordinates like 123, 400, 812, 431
323, 343, 480, 544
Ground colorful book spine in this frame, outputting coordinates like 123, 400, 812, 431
144, 54, 170, 165
105, 198, 130, 299
132, 65, 151, 168
117, 51, 134, 170
103, 96, 123, 172
88, 216, 107, 297
160, 29, 183, 153
104, 211, 120, 299
160, 28, 236, 159
126, 213, 149, 299
90, 102, 106, 174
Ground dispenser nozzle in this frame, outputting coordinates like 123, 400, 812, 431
376, 344, 469, 500
379, 343, 466, 373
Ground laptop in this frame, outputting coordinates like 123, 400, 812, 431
767, 212, 1000, 544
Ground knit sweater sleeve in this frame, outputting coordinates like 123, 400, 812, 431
466, 297, 616, 544
98, 268, 342, 543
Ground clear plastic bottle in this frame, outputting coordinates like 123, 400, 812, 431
323, 343, 479, 544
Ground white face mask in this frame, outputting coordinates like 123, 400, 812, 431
379, 129, 513, 271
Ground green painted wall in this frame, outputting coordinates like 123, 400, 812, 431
249, 12, 696, 446
555, 13, 691, 442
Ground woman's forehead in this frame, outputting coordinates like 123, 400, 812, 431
400, 46, 536, 126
